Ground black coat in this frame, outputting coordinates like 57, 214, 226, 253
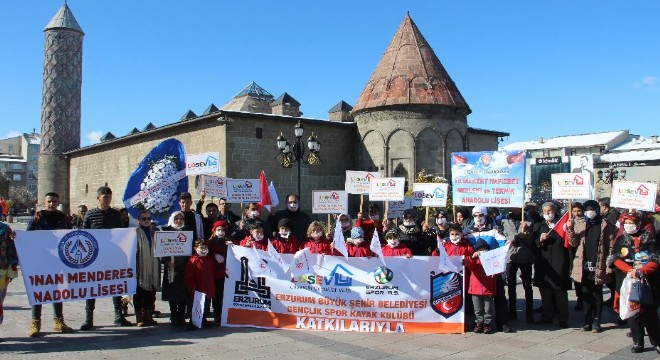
532, 221, 571, 290
161, 225, 193, 302
267, 209, 312, 241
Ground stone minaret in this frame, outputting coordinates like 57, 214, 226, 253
352, 13, 471, 185
38, 3, 84, 212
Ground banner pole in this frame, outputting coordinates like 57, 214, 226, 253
328, 214, 331, 233
385, 201, 389, 221
453, 206, 456, 223
521, 205, 525, 223
569, 200, 572, 221
360, 194, 364, 214
425, 206, 430, 224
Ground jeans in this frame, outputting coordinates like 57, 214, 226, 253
472, 295, 494, 326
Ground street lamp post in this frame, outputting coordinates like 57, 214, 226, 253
275, 121, 321, 200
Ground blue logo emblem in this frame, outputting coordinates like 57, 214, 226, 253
433, 187, 446, 199
58, 230, 99, 269
430, 271, 463, 318
205, 155, 218, 166
327, 264, 353, 286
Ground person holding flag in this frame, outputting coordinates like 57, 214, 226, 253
532, 202, 571, 328
566, 200, 616, 333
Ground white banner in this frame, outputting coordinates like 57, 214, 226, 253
191, 290, 207, 328
14, 228, 137, 306
551, 173, 591, 199
312, 191, 348, 214
227, 179, 261, 203
610, 180, 658, 211
345, 171, 381, 195
222, 246, 465, 333
186, 152, 220, 175
200, 175, 228, 198
154, 231, 193, 257
478, 244, 510, 276
369, 177, 405, 201
412, 183, 449, 207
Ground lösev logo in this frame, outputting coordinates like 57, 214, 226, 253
292, 264, 354, 286
187, 155, 218, 169
58, 230, 99, 269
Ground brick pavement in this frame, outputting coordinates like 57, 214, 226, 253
1, 222, 658, 359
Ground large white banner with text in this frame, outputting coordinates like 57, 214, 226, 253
221, 246, 465, 333
14, 228, 137, 306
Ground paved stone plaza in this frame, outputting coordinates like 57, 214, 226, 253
1, 222, 658, 359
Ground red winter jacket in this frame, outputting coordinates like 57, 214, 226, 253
347, 242, 374, 257
207, 237, 228, 279
356, 218, 384, 244
240, 236, 269, 251
302, 237, 333, 255
464, 256, 496, 296
431, 239, 474, 257
381, 244, 413, 257
185, 253, 216, 299
271, 235, 301, 254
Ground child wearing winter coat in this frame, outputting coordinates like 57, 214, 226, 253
464, 238, 497, 334
272, 218, 301, 254
346, 227, 374, 257
302, 221, 334, 255
208, 220, 230, 324
184, 239, 216, 329
380, 228, 413, 258
240, 223, 269, 251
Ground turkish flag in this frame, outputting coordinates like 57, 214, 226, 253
257, 170, 273, 212
452, 153, 468, 164
506, 151, 525, 164
549, 212, 570, 249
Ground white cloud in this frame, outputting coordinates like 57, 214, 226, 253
4, 130, 21, 138
86, 131, 103, 145
634, 75, 658, 90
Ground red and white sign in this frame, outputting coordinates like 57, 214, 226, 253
551, 173, 591, 199
154, 231, 193, 257
199, 175, 228, 198
186, 152, 220, 175
610, 181, 657, 211
312, 191, 348, 214
345, 171, 381, 195
227, 179, 261, 203
369, 177, 405, 201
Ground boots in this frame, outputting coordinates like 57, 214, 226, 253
592, 318, 602, 333
136, 308, 146, 327
80, 309, 94, 331
145, 309, 158, 326
53, 317, 73, 333
28, 318, 41, 337
114, 308, 133, 326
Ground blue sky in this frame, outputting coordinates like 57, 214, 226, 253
2, 1, 659, 147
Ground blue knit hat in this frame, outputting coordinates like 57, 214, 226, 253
351, 227, 364, 239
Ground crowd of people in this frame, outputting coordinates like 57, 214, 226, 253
0, 188, 659, 355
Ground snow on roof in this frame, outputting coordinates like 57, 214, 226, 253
500, 130, 627, 151
608, 136, 660, 151
598, 149, 660, 163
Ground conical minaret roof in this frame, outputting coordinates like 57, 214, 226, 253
45, 2, 84, 34
352, 13, 469, 114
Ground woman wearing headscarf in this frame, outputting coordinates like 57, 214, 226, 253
566, 199, 616, 333
161, 211, 193, 327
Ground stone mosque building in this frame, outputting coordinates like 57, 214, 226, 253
38, 4, 507, 214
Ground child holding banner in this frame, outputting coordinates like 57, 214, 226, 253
0, 222, 17, 327
356, 204, 384, 245
465, 239, 497, 334
271, 219, 301, 254
302, 221, 333, 255
346, 227, 374, 257
240, 223, 269, 251
380, 228, 413, 258
208, 220, 230, 324
184, 240, 215, 330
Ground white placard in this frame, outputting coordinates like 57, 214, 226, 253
200, 175, 228, 198
154, 231, 193, 257
345, 171, 381, 195
388, 197, 412, 219
369, 177, 405, 201
478, 245, 510, 276
226, 179, 261, 203
412, 183, 449, 207
191, 290, 206, 328
610, 180, 658, 211
186, 152, 220, 175
551, 173, 591, 199
311, 190, 348, 214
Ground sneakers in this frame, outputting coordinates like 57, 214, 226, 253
53, 317, 73, 333
630, 343, 644, 353
28, 319, 41, 337
473, 322, 484, 333
581, 324, 592, 332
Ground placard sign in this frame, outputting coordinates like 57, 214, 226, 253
226, 179, 261, 203
312, 191, 348, 214
345, 171, 381, 194
388, 197, 412, 219
186, 152, 220, 175
369, 177, 405, 201
412, 183, 449, 207
551, 173, 591, 199
610, 181, 658, 211
199, 175, 228, 198
154, 231, 193, 257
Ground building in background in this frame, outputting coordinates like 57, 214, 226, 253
0, 131, 41, 195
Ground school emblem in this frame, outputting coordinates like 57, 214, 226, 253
58, 230, 99, 269
430, 271, 463, 318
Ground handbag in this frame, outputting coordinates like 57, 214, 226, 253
619, 277, 639, 320
628, 278, 655, 306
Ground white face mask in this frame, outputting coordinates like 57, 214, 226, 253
348, 237, 364, 245
585, 210, 597, 219
254, 234, 264, 241
403, 220, 415, 227
287, 203, 299, 212
436, 218, 448, 226
311, 231, 322, 239
475, 216, 485, 225
543, 213, 555, 222
370, 215, 380, 221
249, 210, 259, 219
449, 235, 461, 244
387, 238, 400, 247
623, 224, 638, 235
196, 248, 209, 256
279, 231, 290, 238
215, 229, 226, 238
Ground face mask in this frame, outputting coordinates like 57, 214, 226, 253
403, 220, 415, 227
340, 221, 350, 229
624, 224, 638, 235
196, 248, 209, 256
287, 203, 299, 212
349, 237, 364, 245
370, 215, 380, 221
249, 211, 259, 219
254, 234, 264, 241
475, 216, 485, 225
449, 235, 461, 244
436, 218, 447, 226
543, 213, 555, 222
215, 230, 226, 238
585, 210, 597, 219
279, 231, 290, 238
387, 239, 400, 247
311, 231, 322, 239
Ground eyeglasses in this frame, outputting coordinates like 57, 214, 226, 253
140, 217, 151, 221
